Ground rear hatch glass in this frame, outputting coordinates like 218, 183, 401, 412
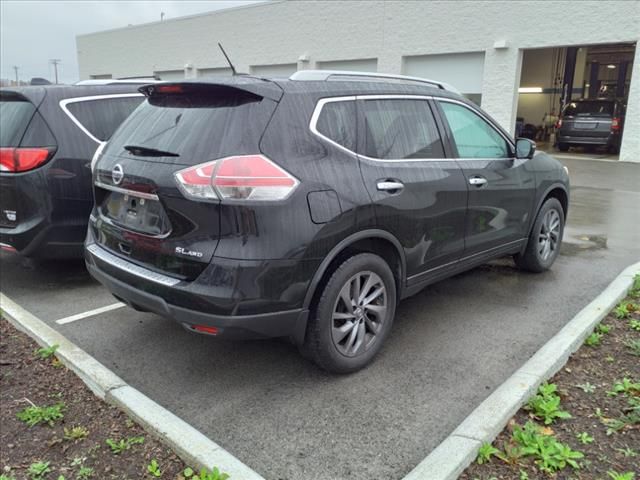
563, 101, 613, 117
105, 84, 276, 166
0, 94, 36, 147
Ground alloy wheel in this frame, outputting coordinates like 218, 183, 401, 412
538, 208, 561, 261
331, 271, 387, 357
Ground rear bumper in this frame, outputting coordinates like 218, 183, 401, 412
0, 214, 87, 258
556, 133, 617, 146
0, 171, 90, 258
85, 241, 310, 342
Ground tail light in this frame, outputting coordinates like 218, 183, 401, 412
611, 117, 621, 132
175, 154, 299, 202
0, 242, 17, 253
0, 147, 55, 173
555, 119, 562, 129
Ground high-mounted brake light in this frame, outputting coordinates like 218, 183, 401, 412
0, 147, 54, 173
611, 117, 621, 132
175, 155, 299, 201
156, 85, 183, 94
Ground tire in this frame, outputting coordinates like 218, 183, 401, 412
558, 143, 570, 152
607, 144, 620, 154
515, 198, 564, 273
301, 253, 396, 373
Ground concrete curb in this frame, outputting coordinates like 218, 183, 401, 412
0, 292, 266, 480
402, 261, 640, 480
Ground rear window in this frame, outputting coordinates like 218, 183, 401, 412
106, 86, 276, 165
362, 99, 444, 159
315, 100, 356, 152
0, 96, 36, 147
563, 101, 614, 117
65, 96, 144, 142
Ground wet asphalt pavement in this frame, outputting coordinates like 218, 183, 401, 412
1, 157, 639, 480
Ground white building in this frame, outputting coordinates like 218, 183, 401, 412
77, 0, 640, 162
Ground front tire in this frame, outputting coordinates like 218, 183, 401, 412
515, 198, 564, 273
302, 253, 396, 373
558, 143, 570, 152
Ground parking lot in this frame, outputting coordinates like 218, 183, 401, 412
1, 157, 639, 480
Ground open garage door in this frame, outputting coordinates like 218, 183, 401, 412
517, 43, 635, 161
402, 52, 485, 105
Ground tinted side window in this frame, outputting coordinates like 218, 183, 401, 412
315, 100, 356, 152
0, 97, 36, 147
66, 96, 144, 142
362, 99, 444, 159
439, 102, 509, 159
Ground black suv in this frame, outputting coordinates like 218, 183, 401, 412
556, 98, 626, 153
85, 71, 570, 372
0, 84, 144, 258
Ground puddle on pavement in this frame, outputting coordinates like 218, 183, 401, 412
561, 234, 608, 256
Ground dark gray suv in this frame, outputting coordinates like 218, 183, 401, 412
85, 71, 570, 373
556, 98, 625, 153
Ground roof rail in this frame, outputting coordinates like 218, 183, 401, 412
289, 70, 460, 94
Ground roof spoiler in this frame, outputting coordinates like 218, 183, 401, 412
138, 80, 283, 102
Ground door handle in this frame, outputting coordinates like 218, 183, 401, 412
468, 176, 488, 187
377, 180, 404, 192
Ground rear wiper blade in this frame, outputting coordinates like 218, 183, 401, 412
124, 145, 179, 157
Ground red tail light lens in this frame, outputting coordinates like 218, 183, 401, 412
611, 117, 621, 132
156, 85, 183, 94
191, 325, 219, 335
0, 147, 54, 173
555, 119, 562, 129
175, 155, 299, 201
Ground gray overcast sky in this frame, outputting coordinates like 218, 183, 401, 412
0, 0, 265, 84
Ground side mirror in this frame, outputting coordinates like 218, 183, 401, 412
515, 137, 536, 159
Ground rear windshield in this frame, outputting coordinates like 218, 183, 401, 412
0, 96, 36, 147
563, 101, 614, 117
106, 86, 277, 165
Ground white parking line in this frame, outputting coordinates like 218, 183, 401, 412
55, 302, 126, 325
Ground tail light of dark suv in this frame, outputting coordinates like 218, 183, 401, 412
174, 154, 299, 201
0, 147, 55, 173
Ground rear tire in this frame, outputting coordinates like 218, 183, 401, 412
301, 253, 396, 373
558, 143, 570, 152
515, 198, 564, 273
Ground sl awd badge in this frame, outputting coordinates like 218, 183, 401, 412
175, 246, 204, 258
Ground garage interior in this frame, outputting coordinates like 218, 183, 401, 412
517, 42, 636, 161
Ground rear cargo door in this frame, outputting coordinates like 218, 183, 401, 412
561, 100, 613, 139
91, 83, 280, 280
0, 90, 56, 228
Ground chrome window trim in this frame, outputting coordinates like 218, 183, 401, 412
94, 181, 159, 200
309, 96, 359, 158
59, 93, 144, 144
87, 243, 180, 286
309, 94, 517, 163
310, 94, 455, 163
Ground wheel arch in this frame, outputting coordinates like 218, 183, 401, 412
302, 229, 406, 311
521, 183, 569, 255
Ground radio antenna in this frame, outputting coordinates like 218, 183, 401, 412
218, 43, 237, 76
